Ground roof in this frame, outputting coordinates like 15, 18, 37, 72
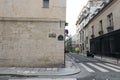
83, 0, 114, 29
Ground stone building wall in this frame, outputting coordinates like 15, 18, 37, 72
0, 0, 66, 67
0, 18, 65, 67
0, 0, 66, 20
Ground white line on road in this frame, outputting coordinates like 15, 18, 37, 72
96, 63, 120, 72
79, 63, 95, 72
105, 63, 120, 69
87, 63, 109, 72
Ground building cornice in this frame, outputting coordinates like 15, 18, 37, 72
0, 17, 66, 22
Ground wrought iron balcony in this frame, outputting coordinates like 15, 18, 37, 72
98, 30, 104, 35
91, 34, 95, 38
107, 26, 114, 32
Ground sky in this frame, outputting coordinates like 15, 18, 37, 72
66, 0, 88, 36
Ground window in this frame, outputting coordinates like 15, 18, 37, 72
92, 26, 94, 35
99, 20, 103, 31
107, 13, 113, 27
99, 20, 104, 35
43, 0, 49, 8
91, 26, 95, 38
86, 37, 88, 44
82, 31, 84, 42
107, 13, 114, 32
80, 32, 82, 42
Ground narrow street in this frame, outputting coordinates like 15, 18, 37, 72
0, 0, 120, 80
0, 53, 120, 80
68, 53, 120, 80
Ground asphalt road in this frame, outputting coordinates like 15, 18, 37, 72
0, 53, 120, 80
68, 53, 120, 80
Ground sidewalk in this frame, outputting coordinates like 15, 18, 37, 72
78, 53, 120, 65
94, 55, 120, 65
0, 55, 80, 76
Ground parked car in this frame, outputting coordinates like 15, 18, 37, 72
86, 51, 94, 58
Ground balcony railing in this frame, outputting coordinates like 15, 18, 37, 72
98, 30, 104, 35
91, 34, 95, 38
107, 26, 114, 32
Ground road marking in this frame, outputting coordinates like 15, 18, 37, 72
96, 63, 120, 72
105, 63, 120, 69
9, 78, 77, 80
87, 63, 109, 72
79, 63, 95, 72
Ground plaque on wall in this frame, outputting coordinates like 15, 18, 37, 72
58, 35, 64, 41
49, 33, 56, 38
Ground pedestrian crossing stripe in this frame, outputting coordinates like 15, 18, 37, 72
79, 63, 120, 73
79, 63, 95, 72
87, 63, 109, 72
105, 63, 120, 69
96, 63, 120, 72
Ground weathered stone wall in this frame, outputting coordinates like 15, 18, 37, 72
0, 0, 66, 67
0, 0, 66, 21
0, 18, 65, 67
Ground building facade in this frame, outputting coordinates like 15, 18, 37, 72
65, 36, 72, 52
76, 0, 105, 54
0, 0, 66, 67
88, 0, 120, 58
71, 34, 78, 52
77, 0, 120, 58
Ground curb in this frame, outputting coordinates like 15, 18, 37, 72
0, 68, 80, 76
94, 55, 120, 65
0, 56, 81, 76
